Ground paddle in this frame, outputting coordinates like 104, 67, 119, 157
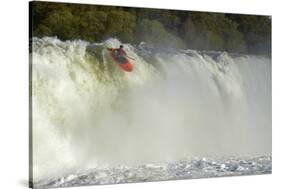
125, 55, 136, 61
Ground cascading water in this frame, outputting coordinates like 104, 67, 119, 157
31, 37, 271, 187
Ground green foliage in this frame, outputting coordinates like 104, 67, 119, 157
226, 14, 271, 54
223, 21, 246, 52
207, 31, 224, 50
183, 13, 246, 52
35, 9, 79, 39
106, 10, 136, 42
78, 11, 107, 41
138, 19, 166, 43
31, 2, 271, 55
137, 19, 184, 48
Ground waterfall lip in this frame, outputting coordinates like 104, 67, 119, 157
32, 37, 271, 59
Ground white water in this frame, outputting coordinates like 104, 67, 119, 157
31, 37, 271, 182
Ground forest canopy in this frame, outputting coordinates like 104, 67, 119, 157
31, 1, 271, 55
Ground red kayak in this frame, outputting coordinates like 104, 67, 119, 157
107, 48, 133, 72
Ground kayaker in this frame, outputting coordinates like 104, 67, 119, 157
116, 45, 127, 57
107, 45, 135, 61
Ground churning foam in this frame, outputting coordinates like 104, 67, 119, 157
31, 37, 271, 181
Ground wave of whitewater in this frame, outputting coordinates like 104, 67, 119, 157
31, 37, 271, 187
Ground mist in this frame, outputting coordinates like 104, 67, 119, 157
32, 37, 271, 182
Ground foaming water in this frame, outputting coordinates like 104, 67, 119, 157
31, 37, 271, 182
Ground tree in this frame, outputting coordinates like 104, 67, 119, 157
183, 13, 246, 52
137, 19, 184, 48
78, 11, 107, 42
226, 14, 271, 54
106, 10, 136, 43
35, 8, 79, 40
31, 2, 271, 55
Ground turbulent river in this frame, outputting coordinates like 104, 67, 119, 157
31, 37, 271, 188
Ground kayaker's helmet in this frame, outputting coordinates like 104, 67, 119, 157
120, 45, 124, 49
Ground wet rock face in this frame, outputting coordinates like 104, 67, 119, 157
35, 156, 271, 188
